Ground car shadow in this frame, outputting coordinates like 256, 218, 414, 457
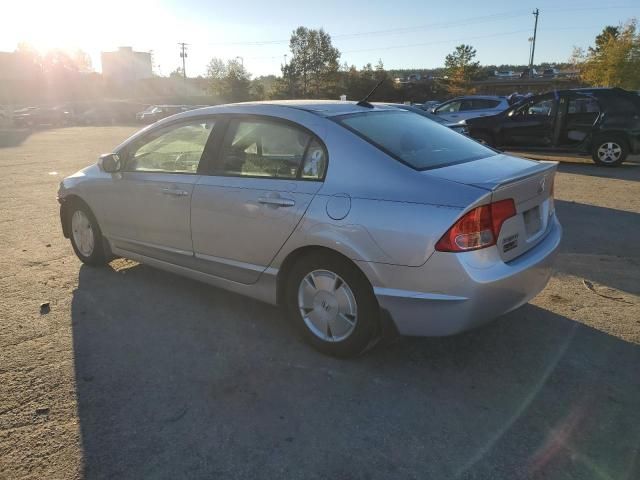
0, 129, 32, 148
72, 263, 640, 479
555, 199, 640, 294
556, 161, 640, 182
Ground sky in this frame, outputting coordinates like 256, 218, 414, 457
1, 0, 638, 77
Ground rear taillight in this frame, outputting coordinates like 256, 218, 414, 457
435, 199, 516, 252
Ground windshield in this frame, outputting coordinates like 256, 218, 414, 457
336, 110, 496, 170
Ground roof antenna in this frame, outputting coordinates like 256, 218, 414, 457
357, 79, 385, 108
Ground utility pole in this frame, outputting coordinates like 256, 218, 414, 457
178, 42, 188, 80
529, 9, 539, 77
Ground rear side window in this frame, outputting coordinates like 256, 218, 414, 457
600, 94, 639, 115
337, 111, 496, 170
470, 99, 500, 109
216, 119, 326, 180
568, 97, 600, 114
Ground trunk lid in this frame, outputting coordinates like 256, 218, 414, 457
425, 154, 557, 261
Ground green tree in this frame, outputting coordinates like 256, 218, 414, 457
206, 57, 251, 102
591, 26, 620, 54
577, 21, 640, 89
288, 27, 340, 97
444, 44, 480, 96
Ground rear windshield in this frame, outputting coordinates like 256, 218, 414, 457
336, 110, 496, 170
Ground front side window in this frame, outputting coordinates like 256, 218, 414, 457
337, 111, 496, 170
527, 98, 554, 116
511, 97, 554, 117
127, 119, 214, 173
436, 101, 461, 113
217, 119, 326, 180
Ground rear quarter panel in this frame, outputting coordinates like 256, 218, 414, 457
272, 195, 466, 267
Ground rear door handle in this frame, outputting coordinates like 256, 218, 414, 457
161, 187, 189, 197
258, 196, 295, 207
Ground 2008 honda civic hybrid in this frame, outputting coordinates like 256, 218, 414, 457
58, 101, 562, 356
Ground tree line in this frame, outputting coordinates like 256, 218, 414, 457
206, 20, 639, 104
1, 20, 638, 107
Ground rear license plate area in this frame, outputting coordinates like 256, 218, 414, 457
524, 206, 542, 236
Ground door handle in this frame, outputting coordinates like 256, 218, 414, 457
161, 187, 189, 197
258, 196, 295, 207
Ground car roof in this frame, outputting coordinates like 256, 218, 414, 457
447, 95, 506, 101
180, 100, 402, 118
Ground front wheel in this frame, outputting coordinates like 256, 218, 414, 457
592, 137, 628, 167
68, 203, 108, 265
285, 253, 379, 357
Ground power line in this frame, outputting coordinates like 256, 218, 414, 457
203, 10, 534, 46
184, 4, 637, 48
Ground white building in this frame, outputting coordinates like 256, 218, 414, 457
101, 47, 152, 85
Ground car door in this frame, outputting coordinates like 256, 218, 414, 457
557, 93, 600, 146
190, 116, 327, 284
500, 94, 557, 147
100, 117, 217, 264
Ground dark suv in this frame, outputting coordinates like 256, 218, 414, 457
465, 88, 640, 166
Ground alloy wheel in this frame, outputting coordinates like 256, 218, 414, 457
597, 142, 622, 164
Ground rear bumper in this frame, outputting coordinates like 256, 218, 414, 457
374, 216, 562, 336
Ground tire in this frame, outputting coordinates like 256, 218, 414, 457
67, 201, 108, 266
592, 136, 628, 167
285, 252, 379, 357
473, 131, 494, 147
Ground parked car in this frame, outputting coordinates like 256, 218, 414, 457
136, 105, 193, 124
416, 100, 441, 111
378, 103, 469, 135
430, 95, 510, 123
542, 68, 559, 78
75, 101, 144, 125
58, 101, 561, 356
464, 88, 640, 166
13, 106, 72, 128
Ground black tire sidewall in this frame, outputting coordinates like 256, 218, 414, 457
285, 253, 379, 357
592, 136, 628, 167
68, 202, 106, 266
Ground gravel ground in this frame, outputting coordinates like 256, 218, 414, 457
1, 127, 639, 480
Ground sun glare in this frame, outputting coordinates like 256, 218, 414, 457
4, 0, 159, 53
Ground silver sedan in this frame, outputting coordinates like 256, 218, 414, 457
58, 101, 562, 356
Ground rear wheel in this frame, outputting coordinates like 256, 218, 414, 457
592, 136, 628, 167
68, 202, 108, 266
285, 252, 379, 357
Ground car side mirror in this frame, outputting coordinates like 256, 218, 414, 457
98, 153, 121, 173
